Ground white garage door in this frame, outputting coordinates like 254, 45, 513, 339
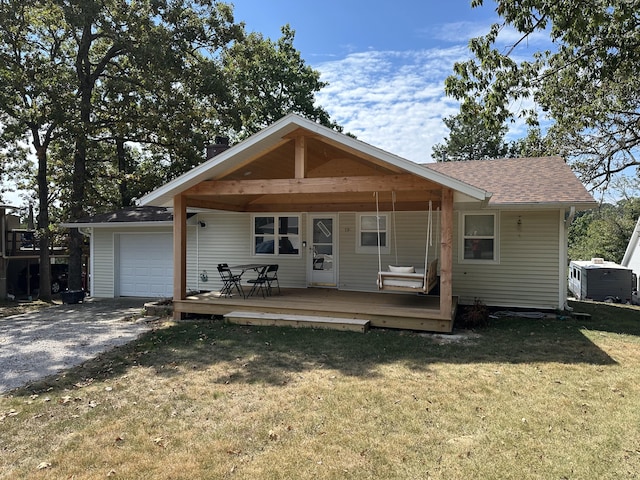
119, 233, 173, 297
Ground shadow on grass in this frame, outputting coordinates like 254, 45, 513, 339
567, 300, 640, 337
11, 300, 634, 396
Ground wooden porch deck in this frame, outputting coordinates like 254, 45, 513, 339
174, 288, 458, 333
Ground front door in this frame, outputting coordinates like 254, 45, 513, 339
309, 215, 337, 287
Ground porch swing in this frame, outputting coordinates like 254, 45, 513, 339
375, 192, 439, 294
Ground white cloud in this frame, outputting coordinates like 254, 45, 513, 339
426, 21, 495, 43
315, 47, 470, 163
313, 21, 556, 165
429, 20, 553, 52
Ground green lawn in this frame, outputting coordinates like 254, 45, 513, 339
1, 300, 639, 479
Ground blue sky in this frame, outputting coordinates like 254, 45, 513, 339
231, 0, 539, 163
3, 1, 549, 206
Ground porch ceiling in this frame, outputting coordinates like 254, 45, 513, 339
183, 131, 444, 212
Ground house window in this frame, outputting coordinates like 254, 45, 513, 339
253, 215, 300, 255
357, 213, 390, 254
460, 212, 498, 262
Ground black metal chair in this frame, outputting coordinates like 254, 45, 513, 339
217, 263, 243, 297
246, 265, 269, 298
265, 264, 280, 295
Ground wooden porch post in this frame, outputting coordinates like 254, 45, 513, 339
440, 188, 454, 319
294, 135, 307, 179
173, 194, 187, 320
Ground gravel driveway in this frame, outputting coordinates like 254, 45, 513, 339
0, 298, 157, 394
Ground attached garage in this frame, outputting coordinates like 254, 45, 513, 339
118, 233, 173, 297
61, 207, 197, 298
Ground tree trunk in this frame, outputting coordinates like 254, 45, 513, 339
68, 23, 93, 292
116, 137, 132, 207
35, 143, 52, 301
0, 208, 7, 299
68, 131, 87, 292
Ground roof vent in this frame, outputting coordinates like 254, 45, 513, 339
591, 257, 605, 264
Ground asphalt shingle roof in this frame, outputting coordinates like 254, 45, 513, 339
424, 156, 595, 206
72, 206, 175, 224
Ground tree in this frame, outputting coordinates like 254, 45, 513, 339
445, 0, 640, 191
432, 102, 552, 162
569, 198, 640, 263
432, 103, 510, 161
0, 0, 77, 300
221, 25, 341, 139
53, 0, 243, 290
2, 2, 342, 294
0, 0, 244, 291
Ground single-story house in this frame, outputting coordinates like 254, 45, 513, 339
66, 114, 596, 332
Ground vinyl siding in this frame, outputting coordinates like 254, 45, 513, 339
90, 209, 564, 309
338, 211, 440, 291
92, 229, 116, 297
453, 210, 561, 309
625, 237, 640, 291
186, 229, 199, 293
192, 212, 308, 292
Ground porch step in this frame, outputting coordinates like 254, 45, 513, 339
224, 310, 370, 333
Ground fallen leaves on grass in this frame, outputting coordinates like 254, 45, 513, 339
0, 409, 19, 421
153, 436, 167, 448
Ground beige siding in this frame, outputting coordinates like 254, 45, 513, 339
452, 210, 561, 309
91, 209, 563, 309
339, 211, 441, 291
193, 212, 308, 292
185, 227, 198, 292
92, 229, 116, 297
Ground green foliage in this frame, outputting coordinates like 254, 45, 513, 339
568, 198, 640, 263
0, 1, 339, 213
432, 103, 510, 161
506, 126, 552, 158
446, 0, 640, 190
0, 0, 340, 291
432, 104, 553, 162
222, 25, 341, 140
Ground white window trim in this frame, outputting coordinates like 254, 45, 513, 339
356, 213, 390, 254
251, 214, 302, 257
458, 211, 500, 264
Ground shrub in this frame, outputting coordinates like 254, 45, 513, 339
458, 297, 490, 329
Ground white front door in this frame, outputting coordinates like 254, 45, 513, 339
309, 215, 337, 287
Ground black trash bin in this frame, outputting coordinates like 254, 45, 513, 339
61, 290, 85, 304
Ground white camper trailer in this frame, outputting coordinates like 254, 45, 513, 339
568, 258, 634, 303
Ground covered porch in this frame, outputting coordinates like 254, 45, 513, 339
175, 288, 459, 333
137, 115, 490, 332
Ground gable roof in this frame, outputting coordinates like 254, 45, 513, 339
139, 114, 491, 209
425, 157, 596, 208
